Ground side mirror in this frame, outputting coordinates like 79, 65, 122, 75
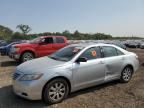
39, 39, 46, 45
76, 57, 87, 63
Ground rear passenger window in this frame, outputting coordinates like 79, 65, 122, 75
56, 37, 65, 43
80, 47, 101, 60
102, 46, 117, 57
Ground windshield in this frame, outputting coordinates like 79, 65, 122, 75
29, 37, 41, 44
49, 46, 84, 62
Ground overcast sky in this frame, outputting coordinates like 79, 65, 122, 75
0, 0, 144, 37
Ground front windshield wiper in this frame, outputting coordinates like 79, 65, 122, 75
49, 56, 67, 62
49, 56, 59, 60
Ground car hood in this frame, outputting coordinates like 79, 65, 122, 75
14, 43, 35, 47
17, 56, 66, 74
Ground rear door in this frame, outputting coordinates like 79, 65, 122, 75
101, 46, 125, 81
52, 37, 67, 52
36, 37, 54, 57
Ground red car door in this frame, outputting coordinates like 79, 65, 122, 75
52, 37, 67, 52
36, 37, 54, 57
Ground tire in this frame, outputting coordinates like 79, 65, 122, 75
43, 78, 69, 104
120, 66, 133, 83
21, 52, 34, 62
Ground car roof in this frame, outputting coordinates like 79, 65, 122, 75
69, 42, 128, 55
40, 36, 66, 38
69, 42, 116, 48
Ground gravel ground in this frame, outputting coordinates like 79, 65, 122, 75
0, 49, 144, 108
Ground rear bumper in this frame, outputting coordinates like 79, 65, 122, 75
134, 59, 140, 72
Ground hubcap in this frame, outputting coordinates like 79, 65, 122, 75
23, 53, 33, 62
123, 68, 132, 81
49, 82, 66, 101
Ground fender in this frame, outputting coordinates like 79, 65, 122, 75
20, 47, 37, 57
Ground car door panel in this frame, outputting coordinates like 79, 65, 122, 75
103, 56, 124, 80
73, 59, 105, 90
52, 37, 67, 51
36, 37, 54, 57
101, 46, 125, 81
36, 44, 53, 57
52, 43, 66, 51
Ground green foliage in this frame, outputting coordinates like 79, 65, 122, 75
0, 25, 13, 40
0, 25, 32, 41
0, 24, 143, 41
30, 30, 113, 40
12, 32, 22, 39
11, 32, 31, 40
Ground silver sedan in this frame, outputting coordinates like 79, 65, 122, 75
12, 43, 139, 104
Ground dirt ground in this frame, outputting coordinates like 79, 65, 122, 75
0, 49, 144, 108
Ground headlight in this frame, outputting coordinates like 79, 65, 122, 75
19, 74, 43, 81
13, 47, 20, 52
11, 46, 20, 53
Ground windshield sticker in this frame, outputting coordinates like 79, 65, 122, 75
91, 51, 97, 57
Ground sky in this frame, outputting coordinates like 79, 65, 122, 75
0, 0, 144, 37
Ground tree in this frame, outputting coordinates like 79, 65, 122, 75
62, 30, 70, 35
74, 30, 80, 36
12, 32, 23, 40
62, 30, 71, 38
0, 25, 13, 40
16, 24, 32, 36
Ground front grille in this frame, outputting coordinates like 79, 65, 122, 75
13, 73, 21, 80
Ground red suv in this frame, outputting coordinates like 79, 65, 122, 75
9, 36, 68, 62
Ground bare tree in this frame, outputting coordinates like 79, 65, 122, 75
16, 24, 31, 36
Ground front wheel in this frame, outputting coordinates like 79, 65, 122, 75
120, 67, 133, 83
21, 52, 34, 62
43, 78, 69, 104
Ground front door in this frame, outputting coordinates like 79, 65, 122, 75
36, 37, 54, 57
73, 47, 105, 90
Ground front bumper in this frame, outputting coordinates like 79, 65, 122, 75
9, 53, 20, 60
13, 79, 45, 100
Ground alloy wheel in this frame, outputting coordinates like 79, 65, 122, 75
23, 52, 33, 62
122, 67, 132, 82
48, 82, 66, 102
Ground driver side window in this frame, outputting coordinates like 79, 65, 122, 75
41, 37, 53, 44
80, 47, 101, 60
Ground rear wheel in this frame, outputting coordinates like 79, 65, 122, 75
120, 66, 133, 83
21, 52, 34, 62
43, 78, 69, 104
